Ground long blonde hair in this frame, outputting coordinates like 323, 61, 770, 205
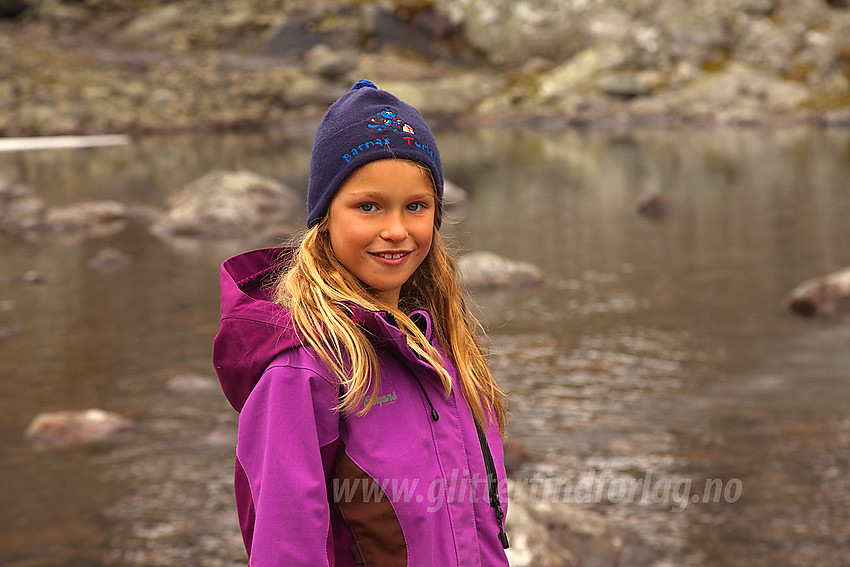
272, 211, 506, 433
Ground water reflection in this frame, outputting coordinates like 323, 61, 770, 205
1, 127, 850, 566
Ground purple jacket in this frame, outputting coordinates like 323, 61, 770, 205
213, 248, 510, 566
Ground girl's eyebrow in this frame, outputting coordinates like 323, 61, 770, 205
345, 190, 435, 201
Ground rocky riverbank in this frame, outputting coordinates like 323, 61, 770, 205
1, 0, 849, 136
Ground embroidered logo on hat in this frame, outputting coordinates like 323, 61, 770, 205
368, 108, 410, 133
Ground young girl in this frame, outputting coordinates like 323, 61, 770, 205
214, 80, 510, 566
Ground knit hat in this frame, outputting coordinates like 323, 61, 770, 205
306, 79, 444, 229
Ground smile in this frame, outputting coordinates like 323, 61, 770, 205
370, 251, 411, 261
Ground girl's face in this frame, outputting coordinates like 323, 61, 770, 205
327, 159, 436, 307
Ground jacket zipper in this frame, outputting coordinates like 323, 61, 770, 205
381, 311, 508, 548
475, 420, 510, 549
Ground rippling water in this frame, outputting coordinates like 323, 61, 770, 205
1, 127, 849, 566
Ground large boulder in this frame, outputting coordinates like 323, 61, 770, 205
783, 266, 850, 318
435, 0, 591, 64
458, 251, 544, 289
151, 170, 301, 240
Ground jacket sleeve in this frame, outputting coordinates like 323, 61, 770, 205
235, 360, 340, 566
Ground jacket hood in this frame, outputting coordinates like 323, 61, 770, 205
213, 247, 302, 412
213, 246, 434, 413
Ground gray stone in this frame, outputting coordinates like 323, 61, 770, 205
784, 266, 850, 318
458, 252, 544, 289
442, 179, 469, 209
24, 409, 135, 449
596, 70, 666, 98
304, 44, 358, 79
629, 63, 812, 124
281, 74, 347, 109
151, 170, 301, 240
166, 374, 219, 392
34, 200, 130, 239
435, 0, 589, 64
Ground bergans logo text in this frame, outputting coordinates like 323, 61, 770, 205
366, 391, 398, 408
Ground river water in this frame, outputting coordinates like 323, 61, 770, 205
1, 127, 849, 566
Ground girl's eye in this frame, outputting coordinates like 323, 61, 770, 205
358, 203, 376, 212
407, 202, 424, 212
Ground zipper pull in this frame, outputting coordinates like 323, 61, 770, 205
495, 502, 509, 549
498, 528, 510, 549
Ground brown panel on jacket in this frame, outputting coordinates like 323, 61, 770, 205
334, 445, 408, 566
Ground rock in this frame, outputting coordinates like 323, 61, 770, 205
742, 0, 777, 15
151, 170, 301, 240
0, 181, 44, 237
458, 252, 544, 289
637, 194, 679, 219
205, 422, 236, 446
266, 18, 359, 58
629, 63, 812, 124
537, 47, 628, 104
503, 440, 530, 478
783, 266, 850, 318
280, 74, 347, 110
28, 200, 130, 240
115, 5, 185, 49
821, 108, 850, 126
166, 374, 218, 392
304, 44, 359, 80
0, 0, 29, 19
596, 70, 666, 99
370, 5, 458, 61
504, 481, 656, 567
0, 180, 34, 201
21, 269, 51, 285
0, 321, 14, 339
0, 196, 49, 236
379, 73, 507, 117
87, 247, 133, 270
435, 0, 590, 64
24, 409, 135, 449
442, 179, 469, 209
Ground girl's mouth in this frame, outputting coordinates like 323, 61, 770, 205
369, 251, 411, 264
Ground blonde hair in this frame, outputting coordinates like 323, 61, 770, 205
272, 192, 506, 433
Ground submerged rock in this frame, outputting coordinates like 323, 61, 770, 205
87, 247, 133, 270
24, 409, 135, 449
17, 269, 51, 285
151, 170, 301, 240
27, 200, 130, 240
0, 322, 15, 340
458, 252, 544, 289
783, 266, 850, 318
637, 193, 679, 219
504, 482, 656, 567
166, 374, 218, 392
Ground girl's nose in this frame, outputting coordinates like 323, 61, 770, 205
381, 213, 407, 242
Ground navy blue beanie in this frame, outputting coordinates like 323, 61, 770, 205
306, 79, 444, 229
